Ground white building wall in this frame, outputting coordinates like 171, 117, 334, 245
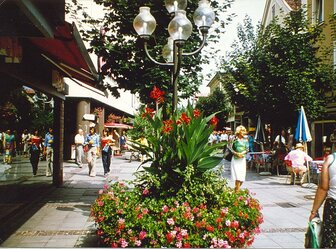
65, 0, 140, 116
261, 0, 293, 27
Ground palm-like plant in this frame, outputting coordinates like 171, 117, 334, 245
130, 102, 224, 197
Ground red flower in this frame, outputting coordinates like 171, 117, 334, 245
210, 116, 218, 126
150, 86, 165, 103
183, 242, 191, 248
142, 107, 155, 118
163, 119, 174, 134
193, 109, 201, 118
179, 113, 191, 125
139, 231, 147, 240
166, 233, 174, 243
216, 217, 223, 223
206, 225, 214, 232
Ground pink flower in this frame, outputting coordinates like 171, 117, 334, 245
142, 188, 149, 195
142, 208, 149, 214
103, 184, 109, 189
180, 229, 188, 237
167, 218, 175, 225
139, 231, 147, 240
98, 189, 104, 195
120, 239, 128, 248
225, 220, 231, 227
135, 240, 141, 246
176, 233, 183, 241
218, 239, 229, 248
97, 201, 104, 207
176, 241, 182, 248
118, 218, 125, 224
220, 207, 229, 217
162, 205, 169, 213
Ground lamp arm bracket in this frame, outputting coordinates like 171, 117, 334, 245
144, 41, 173, 67
182, 33, 207, 57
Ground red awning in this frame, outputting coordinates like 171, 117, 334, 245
28, 22, 98, 85
104, 122, 133, 129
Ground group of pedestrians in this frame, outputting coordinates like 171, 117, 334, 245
0, 128, 54, 177
74, 127, 126, 177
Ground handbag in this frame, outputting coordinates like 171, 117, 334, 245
305, 216, 322, 248
103, 144, 110, 153
224, 147, 233, 161
83, 144, 89, 153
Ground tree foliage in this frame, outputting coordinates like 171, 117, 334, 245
81, 0, 235, 104
195, 87, 232, 129
221, 10, 336, 131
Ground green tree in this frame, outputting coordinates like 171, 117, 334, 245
195, 87, 232, 129
221, 10, 336, 133
81, 0, 235, 104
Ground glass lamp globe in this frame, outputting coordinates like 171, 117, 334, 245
168, 10, 192, 41
165, 0, 187, 14
193, 0, 215, 28
162, 37, 174, 62
133, 7, 157, 37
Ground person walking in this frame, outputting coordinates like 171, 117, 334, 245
43, 127, 54, 177
85, 127, 100, 177
21, 129, 31, 158
101, 129, 115, 176
3, 129, 16, 165
74, 128, 85, 168
230, 125, 249, 192
29, 129, 42, 176
119, 130, 128, 151
309, 152, 336, 248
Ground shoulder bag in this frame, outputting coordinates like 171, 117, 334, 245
305, 216, 322, 248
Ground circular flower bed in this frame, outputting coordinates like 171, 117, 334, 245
91, 171, 263, 248
91, 94, 263, 248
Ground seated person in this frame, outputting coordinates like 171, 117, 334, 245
284, 143, 313, 184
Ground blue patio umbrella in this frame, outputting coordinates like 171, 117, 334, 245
294, 106, 312, 142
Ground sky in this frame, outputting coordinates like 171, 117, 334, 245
200, 0, 267, 95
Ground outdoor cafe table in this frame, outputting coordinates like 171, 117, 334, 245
247, 151, 272, 175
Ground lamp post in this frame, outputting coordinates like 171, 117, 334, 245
133, 0, 215, 112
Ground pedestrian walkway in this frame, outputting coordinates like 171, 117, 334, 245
219, 160, 317, 248
0, 155, 317, 248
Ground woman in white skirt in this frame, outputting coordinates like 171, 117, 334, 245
230, 125, 249, 192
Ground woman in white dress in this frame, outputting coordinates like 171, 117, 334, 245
230, 125, 249, 192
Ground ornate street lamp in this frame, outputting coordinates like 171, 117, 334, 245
133, 0, 215, 111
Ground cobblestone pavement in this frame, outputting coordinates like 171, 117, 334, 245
0, 155, 318, 248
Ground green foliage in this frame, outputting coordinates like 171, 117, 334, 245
196, 87, 232, 129
125, 105, 153, 140
128, 104, 223, 196
81, 0, 235, 103
91, 172, 263, 248
221, 10, 336, 130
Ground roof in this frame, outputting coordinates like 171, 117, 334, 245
284, 0, 301, 10
28, 22, 98, 85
